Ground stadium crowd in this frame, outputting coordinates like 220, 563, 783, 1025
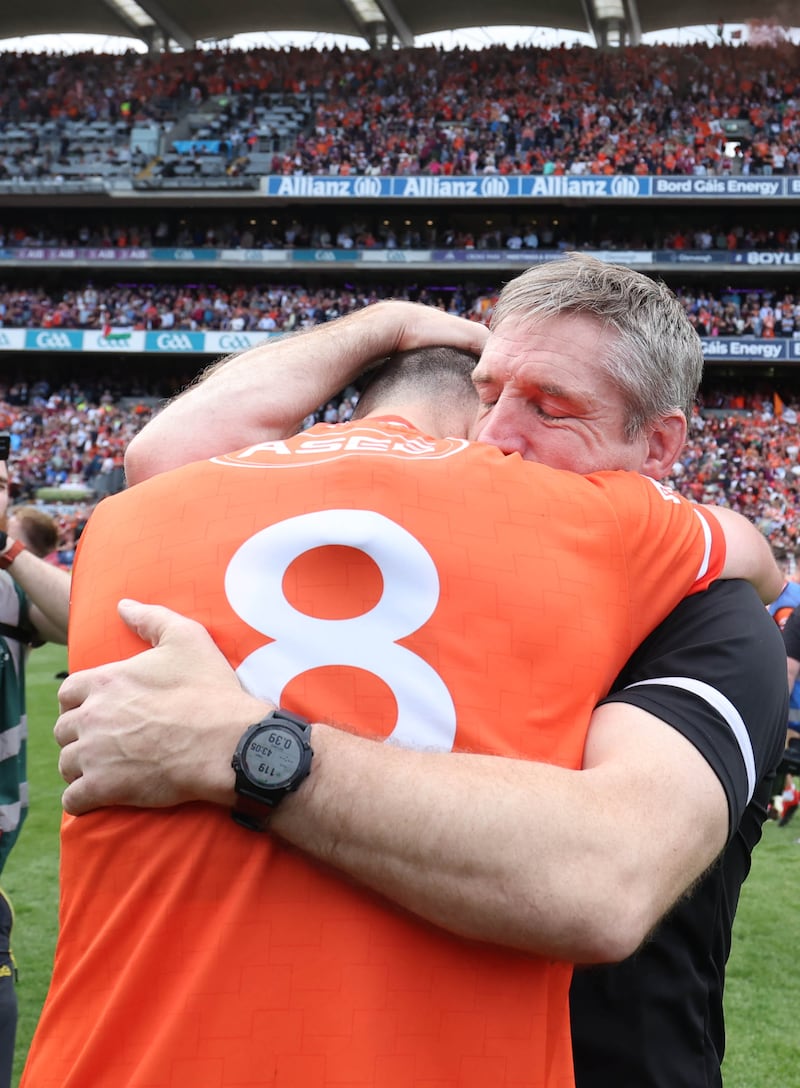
671, 399, 800, 557
3, 211, 800, 253
258, 41, 800, 179
1, 40, 799, 180
0, 383, 145, 565
3, 280, 800, 339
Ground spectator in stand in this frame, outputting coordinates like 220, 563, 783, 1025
0, 386, 152, 501
2, 280, 800, 340
3, 42, 800, 181
5, 211, 800, 254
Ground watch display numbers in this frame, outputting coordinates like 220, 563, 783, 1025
245, 728, 301, 786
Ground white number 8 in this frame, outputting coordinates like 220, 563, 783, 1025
225, 510, 457, 751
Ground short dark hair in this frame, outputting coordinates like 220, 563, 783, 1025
9, 507, 59, 558
352, 346, 479, 419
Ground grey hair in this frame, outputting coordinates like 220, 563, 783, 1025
490, 253, 703, 440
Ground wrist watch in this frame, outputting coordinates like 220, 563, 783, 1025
231, 709, 313, 831
0, 532, 25, 571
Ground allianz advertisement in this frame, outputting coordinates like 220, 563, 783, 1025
262, 175, 800, 200
263, 175, 650, 199
5, 328, 800, 362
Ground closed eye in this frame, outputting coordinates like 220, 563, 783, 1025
472, 378, 499, 409
532, 401, 572, 421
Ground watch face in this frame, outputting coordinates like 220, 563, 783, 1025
242, 726, 302, 788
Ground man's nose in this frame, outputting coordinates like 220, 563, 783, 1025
475, 401, 528, 456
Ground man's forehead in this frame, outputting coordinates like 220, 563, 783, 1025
490, 309, 607, 348
477, 314, 610, 385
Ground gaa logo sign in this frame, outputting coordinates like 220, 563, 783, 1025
156, 333, 196, 351
34, 331, 74, 349
353, 176, 382, 198
480, 176, 510, 198
219, 335, 253, 351
610, 176, 640, 197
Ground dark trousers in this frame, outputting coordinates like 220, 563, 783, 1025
0, 890, 16, 1088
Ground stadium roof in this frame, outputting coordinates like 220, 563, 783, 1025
1, 1, 793, 52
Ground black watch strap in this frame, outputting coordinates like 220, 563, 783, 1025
231, 794, 275, 833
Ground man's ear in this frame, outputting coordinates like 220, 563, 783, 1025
640, 412, 687, 480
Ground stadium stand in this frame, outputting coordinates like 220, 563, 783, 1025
2, 281, 800, 338
2, 29, 800, 568
2, 43, 800, 182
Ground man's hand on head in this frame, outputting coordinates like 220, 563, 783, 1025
377, 300, 489, 358
56, 600, 268, 815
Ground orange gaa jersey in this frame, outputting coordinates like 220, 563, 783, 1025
22, 418, 725, 1088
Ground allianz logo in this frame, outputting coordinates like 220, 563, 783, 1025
479, 176, 511, 197
610, 176, 641, 197
353, 176, 383, 198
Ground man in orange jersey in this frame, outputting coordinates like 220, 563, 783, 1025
22, 339, 778, 1088
44, 260, 786, 1088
